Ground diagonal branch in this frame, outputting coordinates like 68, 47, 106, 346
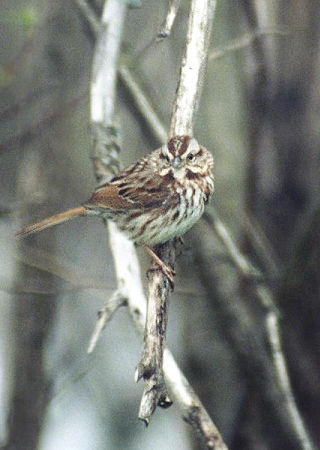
157, 0, 181, 40
74, 0, 100, 35
209, 27, 289, 61
204, 210, 315, 450
87, 290, 126, 354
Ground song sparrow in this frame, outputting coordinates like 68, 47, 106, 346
17, 135, 214, 281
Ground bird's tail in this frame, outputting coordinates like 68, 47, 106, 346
16, 206, 86, 238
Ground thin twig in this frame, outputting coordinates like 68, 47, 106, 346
13, 241, 109, 289
204, 210, 315, 450
266, 313, 315, 450
204, 209, 263, 283
157, 0, 181, 40
74, 0, 100, 35
242, 212, 281, 280
118, 65, 167, 143
88, 290, 126, 353
132, 0, 181, 62
209, 27, 289, 60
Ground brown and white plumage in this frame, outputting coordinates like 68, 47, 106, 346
16, 136, 214, 246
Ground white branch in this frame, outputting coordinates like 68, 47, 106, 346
90, 0, 127, 124
157, 0, 181, 39
170, 0, 217, 136
204, 210, 315, 450
266, 313, 315, 450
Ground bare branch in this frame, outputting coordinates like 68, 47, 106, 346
137, 0, 217, 428
14, 241, 109, 290
209, 27, 289, 61
88, 0, 172, 423
136, 243, 175, 423
157, 0, 181, 40
204, 210, 315, 450
164, 350, 228, 450
91, 3, 126, 127
266, 313, 315, 450
170, 0, 217, 137
87, 290, 126, 354
204, 209, 262, 283
242, 212, 281, 280
74, 0, 100, 35
88, 0, 129, 334
118, 65, 167, 143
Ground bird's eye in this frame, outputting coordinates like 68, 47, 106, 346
187, 153, 195, 161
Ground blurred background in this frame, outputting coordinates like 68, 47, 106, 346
1, 0, 320, 449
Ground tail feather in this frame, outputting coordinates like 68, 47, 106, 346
16, 206, 86, 238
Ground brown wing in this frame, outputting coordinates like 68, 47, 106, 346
86, 174, 171, 211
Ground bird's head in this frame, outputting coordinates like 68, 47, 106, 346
158, 135, 213, 181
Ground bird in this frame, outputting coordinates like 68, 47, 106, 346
16, 135, 214, 283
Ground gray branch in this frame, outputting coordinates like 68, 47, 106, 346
118, 65, 167, 143
170, 0, 216, 137
136, 242, 176, 423
157, 0, 181, 39
209, 27, 289, 61
204, 210, 315, 450
74, 0, 100, 35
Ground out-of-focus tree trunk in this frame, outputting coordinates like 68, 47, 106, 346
239, 1, 320, 447
5, 2, 90, 448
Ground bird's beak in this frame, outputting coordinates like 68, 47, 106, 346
172, 156, 182, 169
